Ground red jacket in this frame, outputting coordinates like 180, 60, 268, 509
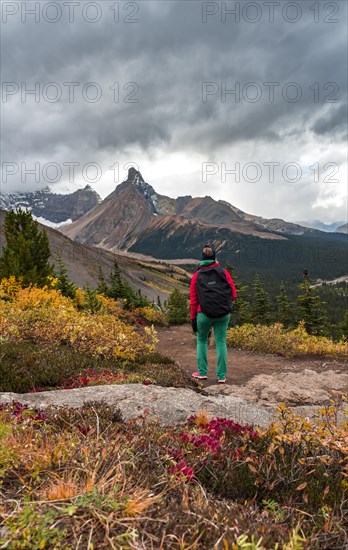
189, 261, 237, 320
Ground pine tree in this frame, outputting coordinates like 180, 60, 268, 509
166, 289, 189, 324
83, 283, 102, 313
96, 266, 109, 296
54, 255, 77, 298
276, 281, 292, 327
296, 270, 327, 335
225, 263, 252, 325
107, 260, 149, 309
251, 273, 271, 324
108, 260, 123, 300
0, 208, 53, 287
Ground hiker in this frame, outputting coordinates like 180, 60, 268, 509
190, 245, 237, 384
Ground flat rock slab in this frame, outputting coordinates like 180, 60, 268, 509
205, 369, 348, 406
1, 384, 343, 428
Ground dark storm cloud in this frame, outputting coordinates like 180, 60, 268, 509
1, 0, 347, 194
311, 104, 348, 138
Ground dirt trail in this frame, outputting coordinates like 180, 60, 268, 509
156, 324, 348, 388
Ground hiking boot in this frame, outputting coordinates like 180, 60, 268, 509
192, 372, 208, 380
217, 378, 226, 384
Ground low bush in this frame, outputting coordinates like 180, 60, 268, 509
0, 284, 157, 361
0, 342, 190, 393
0, 395, 347, 548
227, 321, 348, 358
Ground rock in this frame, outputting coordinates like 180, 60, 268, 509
206, 384, 257, 401
205, 369, 348, 406
0, 384, 275, 427
1, 383, 346, 428
246, 369, 348, 405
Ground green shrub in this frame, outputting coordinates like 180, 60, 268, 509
165, 289, 189, 324
0, 343, 105, 392
0, 342, 190, 393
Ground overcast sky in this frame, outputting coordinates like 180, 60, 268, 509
1, 0, 347, 223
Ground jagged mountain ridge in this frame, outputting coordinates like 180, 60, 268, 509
0, 185, 101, 225
62, 167, 323, 256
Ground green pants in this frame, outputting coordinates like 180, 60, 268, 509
196, 312, 230, 380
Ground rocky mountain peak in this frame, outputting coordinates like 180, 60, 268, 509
125, 167, 145, 186
120, 167, 158, 214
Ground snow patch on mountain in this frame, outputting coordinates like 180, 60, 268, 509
0, 185, 101, 223
33, 216, 73, 229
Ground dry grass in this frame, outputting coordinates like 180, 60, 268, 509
0, 396, 347, 549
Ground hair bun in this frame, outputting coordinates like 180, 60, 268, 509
202, 245, 216, 260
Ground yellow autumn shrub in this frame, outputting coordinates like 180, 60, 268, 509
0, 276, 23, 299
67, 313, 157, 360
97, 294, 125, 316
267, 395, 348, 471
227, 322, 348, 358
133, 306, 168, 326
0, 286, 157, 361
72, 287, 86, 310
14, 285, 74, 311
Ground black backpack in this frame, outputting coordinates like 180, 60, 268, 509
196, 266, 232, 318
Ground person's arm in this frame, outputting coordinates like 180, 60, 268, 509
224, 270, 237, 301
189, 272, 199, 320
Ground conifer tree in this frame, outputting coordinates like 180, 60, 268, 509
251, 273, 271, 324
54, 254, 77, 298
296, 270, 327, 335
0, 208, 53, 287
166, 289, 189, 324
106, 260, 149, 309
108, 260, 123, 300
225, 263, 252, 325
83, 283, 102, 313
276, 281, 292, 327
96, 266, 109, 296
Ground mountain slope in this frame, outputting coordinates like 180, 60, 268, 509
0, 209, 190, 300
64, 176, 155, 249
336, 223, 348, 234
